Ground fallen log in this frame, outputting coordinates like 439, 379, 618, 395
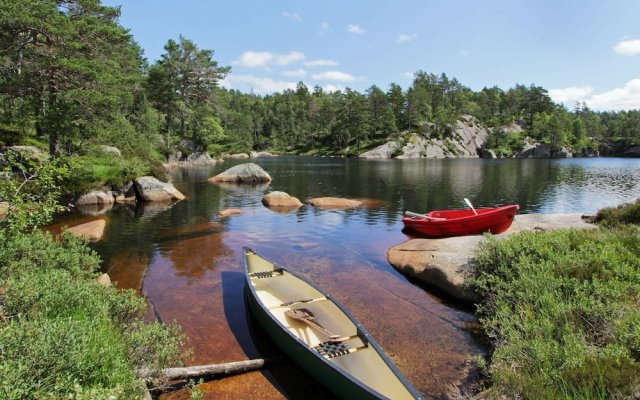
139, 358, 271, 381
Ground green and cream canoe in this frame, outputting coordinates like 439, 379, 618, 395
243, 247, 423, 400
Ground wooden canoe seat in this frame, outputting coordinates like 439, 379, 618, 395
249, 270, 283, 279
315, 341, 368, 359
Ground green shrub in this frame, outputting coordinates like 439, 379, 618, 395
593, 198, 640, 227
471, 227, 640, 399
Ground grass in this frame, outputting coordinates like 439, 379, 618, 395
0, 230, 184, 399
593, 198, 640, 227
470, 227, 640, 399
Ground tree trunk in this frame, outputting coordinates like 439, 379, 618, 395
139, 358, 271, 381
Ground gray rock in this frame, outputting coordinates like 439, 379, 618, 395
481, 149, 497, 158
134, 176, 186, 202
581, 149, 600, 157
262, 191, 303, 208
208, 163, 272, 183
553, 147, 573, 158
1, 146, 48, 164
358, 141, 401, 159
76, 190, 115, 206
388, 213, 595, 304
100, 145, 121, 157
184, 152, 217, 165
250, 151, 276, 158
516, 142, 551, 158
224, 153, 250, 159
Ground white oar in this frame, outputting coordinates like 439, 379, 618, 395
464, 198, 478, 215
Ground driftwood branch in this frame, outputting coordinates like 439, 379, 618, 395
139, 358, 274, 382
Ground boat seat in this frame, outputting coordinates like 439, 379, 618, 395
314, 341, 367, 359
249, 270, 283, 279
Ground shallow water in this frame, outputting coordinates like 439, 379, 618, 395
63, 156, 640, 399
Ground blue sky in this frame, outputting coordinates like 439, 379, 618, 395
104, 0, 640, 110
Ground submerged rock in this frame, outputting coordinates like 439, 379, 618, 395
307, 197, 363, 208
67, 219, 106, 242
262, 191, 303, 209
134, 176, 186, 202
219, 208, 242, 217
209, 163, 272, 183
388, 213, 595, 303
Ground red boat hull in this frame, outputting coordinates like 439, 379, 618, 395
402, 205, 520, 238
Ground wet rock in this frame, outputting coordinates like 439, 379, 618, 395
208, 163, 272, 183
96, 273, 112, 287
262, 191, 303, 210
358, 141, 401, 159
250, 151, 276, 158
134, 176, 186, 202
388, 213, 595, 303
219, 208, 242, 217
66, 219, 106, 242
307, 197, 363, 208
75, 190, 115, 206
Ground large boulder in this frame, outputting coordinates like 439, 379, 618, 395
388, 213, 595, 304
358, 141, 401, 159
134, 176, 186, 202
100, 145, 121, 157
208, 163, 272, 183
75, 190, 115, 206
66, 219, 106, 242
553, 147, 573, 158
250, 151, 276, 158
307, 197, 363, 208
262, 191, 303, 209
516, 142, 551, 158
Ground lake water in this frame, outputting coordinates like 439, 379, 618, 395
59, 156, 640, 399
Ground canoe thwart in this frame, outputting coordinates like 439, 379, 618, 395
249, 270, 283, 279
315, 341, 368, 359
404, 211, 446, 221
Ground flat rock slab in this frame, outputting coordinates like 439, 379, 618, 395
262, 191, 303, 209
307, 197, 363, 208
209, 163, 272, 183
388, 213, 595, 304
219, 208, 242, 217
67, 219, 106, 242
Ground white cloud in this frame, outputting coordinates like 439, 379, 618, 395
346, 24, 365, 35
282, 11, 302, 22
282, 69, 307, 78
548, 86, 594, 104
233, 51, 305, 69
549, 80, 640, 111
221, 75, 300, 94
304, 59, 339, 67
396, 33, 417, 44
614, 39, 640, 55
585, 79, 640, 111
323, 84, 346, 93
402, 72, 414, 78
311, 70, 357, 82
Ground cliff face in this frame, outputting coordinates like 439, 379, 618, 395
359, 115, 489, 159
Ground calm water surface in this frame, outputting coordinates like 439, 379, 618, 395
60, 156, 640, 399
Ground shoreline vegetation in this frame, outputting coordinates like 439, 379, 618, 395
0, 1, 639, 399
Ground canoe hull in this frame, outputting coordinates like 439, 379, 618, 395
402, 205, 519, 238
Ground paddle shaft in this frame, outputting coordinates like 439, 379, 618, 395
285, 308, 346, 340
464, 198, 479, 215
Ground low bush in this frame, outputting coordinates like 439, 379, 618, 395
594, 198, 640, 226
471, 227, 640, 399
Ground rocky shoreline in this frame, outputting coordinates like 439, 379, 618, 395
387, 213, 596, 304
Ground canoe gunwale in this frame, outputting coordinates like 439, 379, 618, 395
242, 246, 422, 400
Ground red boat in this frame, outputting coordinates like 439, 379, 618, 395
402, 204, 519, 238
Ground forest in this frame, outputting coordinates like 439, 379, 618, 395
1, 0, 639, 189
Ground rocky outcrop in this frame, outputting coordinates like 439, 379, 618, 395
516, 142, 551, 158
75, 190, 115, 206
165, 151, 219, 168
623, 146, 640, 157
134, 176, 186, 202
224, 153, 250, 159
250, 151, 276, 158
307, 197, 363, 208
66, 219, 106, 242
358, 141, 401, 159
481, 149, 497, 159
553, 146, 573, 158
388, 213, 595, 304
0, 146, 48, 164
262, 191, 303, 209
97, 273, 112, 287
219, 208, 242, 217
100, 145, 121, 157
358, 115, 488, 159
208, 163, 272, 183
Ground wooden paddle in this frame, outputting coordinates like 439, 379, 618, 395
464, 198, 479, 215
285, 308, 345, 341
404, 211, 446, 221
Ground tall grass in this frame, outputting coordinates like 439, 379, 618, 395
470, 227, 640, 399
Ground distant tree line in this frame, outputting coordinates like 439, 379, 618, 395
1, 0, 639, 161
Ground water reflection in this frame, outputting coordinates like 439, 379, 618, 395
56, 156, 640, 400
